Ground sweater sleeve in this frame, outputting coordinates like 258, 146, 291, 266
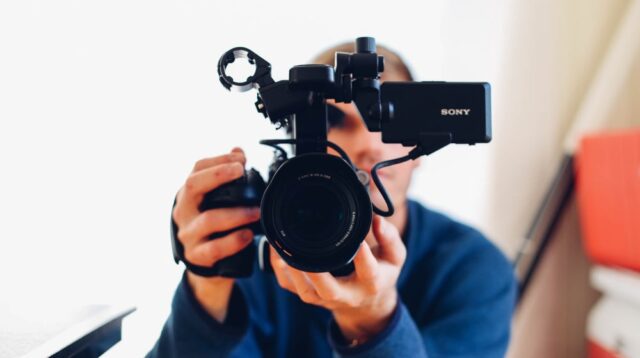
327, 299, 428, 358
327, 233, 516, 358
146, 273, 250, 358
419, 234, 517, 357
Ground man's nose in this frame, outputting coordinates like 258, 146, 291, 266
351, 126, 384, 166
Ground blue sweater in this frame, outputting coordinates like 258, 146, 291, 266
149, 200, 516, 357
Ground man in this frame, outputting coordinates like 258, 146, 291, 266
149, 43, 516, 357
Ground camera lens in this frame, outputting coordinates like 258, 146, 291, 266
260, 153, 372, 273
283, 183, 346, 246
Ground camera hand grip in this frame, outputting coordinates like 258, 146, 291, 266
170, 168, 266, 278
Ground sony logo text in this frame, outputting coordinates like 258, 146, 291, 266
441, 108, 471, 116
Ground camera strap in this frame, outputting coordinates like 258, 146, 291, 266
170, 195, 256, 278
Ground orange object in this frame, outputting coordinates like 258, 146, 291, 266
575, 128, 640, 272
588, 340, 622, 358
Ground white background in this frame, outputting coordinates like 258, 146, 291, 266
0, 0, 512, 354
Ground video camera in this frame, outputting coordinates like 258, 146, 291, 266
171, 37, 491, 277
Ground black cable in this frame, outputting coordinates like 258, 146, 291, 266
258, 139, 356, 169
371, 154, 412, 217
371, 147, 424, 216
325, 142, 356, 169
259, 140, 288, 158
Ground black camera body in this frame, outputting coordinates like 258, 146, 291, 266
171, 37, 492, 278
380, 82, 491, 145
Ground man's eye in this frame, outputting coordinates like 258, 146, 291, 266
327, 105, 346, 128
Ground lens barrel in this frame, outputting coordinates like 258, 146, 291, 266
260, 153, 372, 272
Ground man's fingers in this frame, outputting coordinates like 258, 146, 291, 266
305, 272, 342, 301
270, 249, 323, 305
364, 227, 377, 249
174, 162, 245, 224
178, 207, 260, 245
184, 162, 245, 199
192, 149, 246, 173
184, 229, 253, 267
270, 247, 295, 292
287, 267, 321, 305
372, 216, 406, 266
353, 241, 380, 286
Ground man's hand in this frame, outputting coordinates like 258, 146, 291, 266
172, 147, 260, 323
270, 215, 407, 344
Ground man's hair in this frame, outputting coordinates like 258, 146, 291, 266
310, 42, 414, 81
285, 42, 414, 135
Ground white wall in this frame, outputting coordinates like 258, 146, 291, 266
488, 0, 632, 257
410, 0, 512, 241
0, 0, 513, 353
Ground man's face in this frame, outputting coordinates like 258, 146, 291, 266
326, 73, 420, 211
